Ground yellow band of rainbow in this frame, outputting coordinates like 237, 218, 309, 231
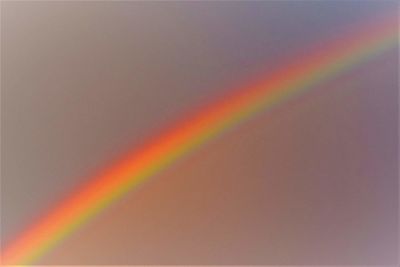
1, 15, 398, 266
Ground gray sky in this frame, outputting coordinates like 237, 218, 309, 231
1, 1, 398, 265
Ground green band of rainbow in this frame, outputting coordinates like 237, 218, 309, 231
1, 15, 398, 266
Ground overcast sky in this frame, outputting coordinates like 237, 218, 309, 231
1, 1, 398, 265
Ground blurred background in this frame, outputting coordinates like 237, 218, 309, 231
1, 1, 398, 265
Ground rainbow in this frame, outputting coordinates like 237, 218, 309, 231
1, 15, 398, 265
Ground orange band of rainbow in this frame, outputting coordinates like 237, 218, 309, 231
1, 15, 398, 266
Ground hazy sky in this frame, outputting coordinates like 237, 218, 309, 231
1, 1, 398, 265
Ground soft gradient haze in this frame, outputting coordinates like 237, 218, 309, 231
1, 1, 399, 265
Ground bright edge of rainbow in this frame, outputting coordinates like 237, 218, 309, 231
1, 16, 398, 266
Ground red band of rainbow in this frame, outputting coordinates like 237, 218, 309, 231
1, 15, 398, 266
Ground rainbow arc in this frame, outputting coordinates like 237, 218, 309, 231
1, 15, 398, 266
